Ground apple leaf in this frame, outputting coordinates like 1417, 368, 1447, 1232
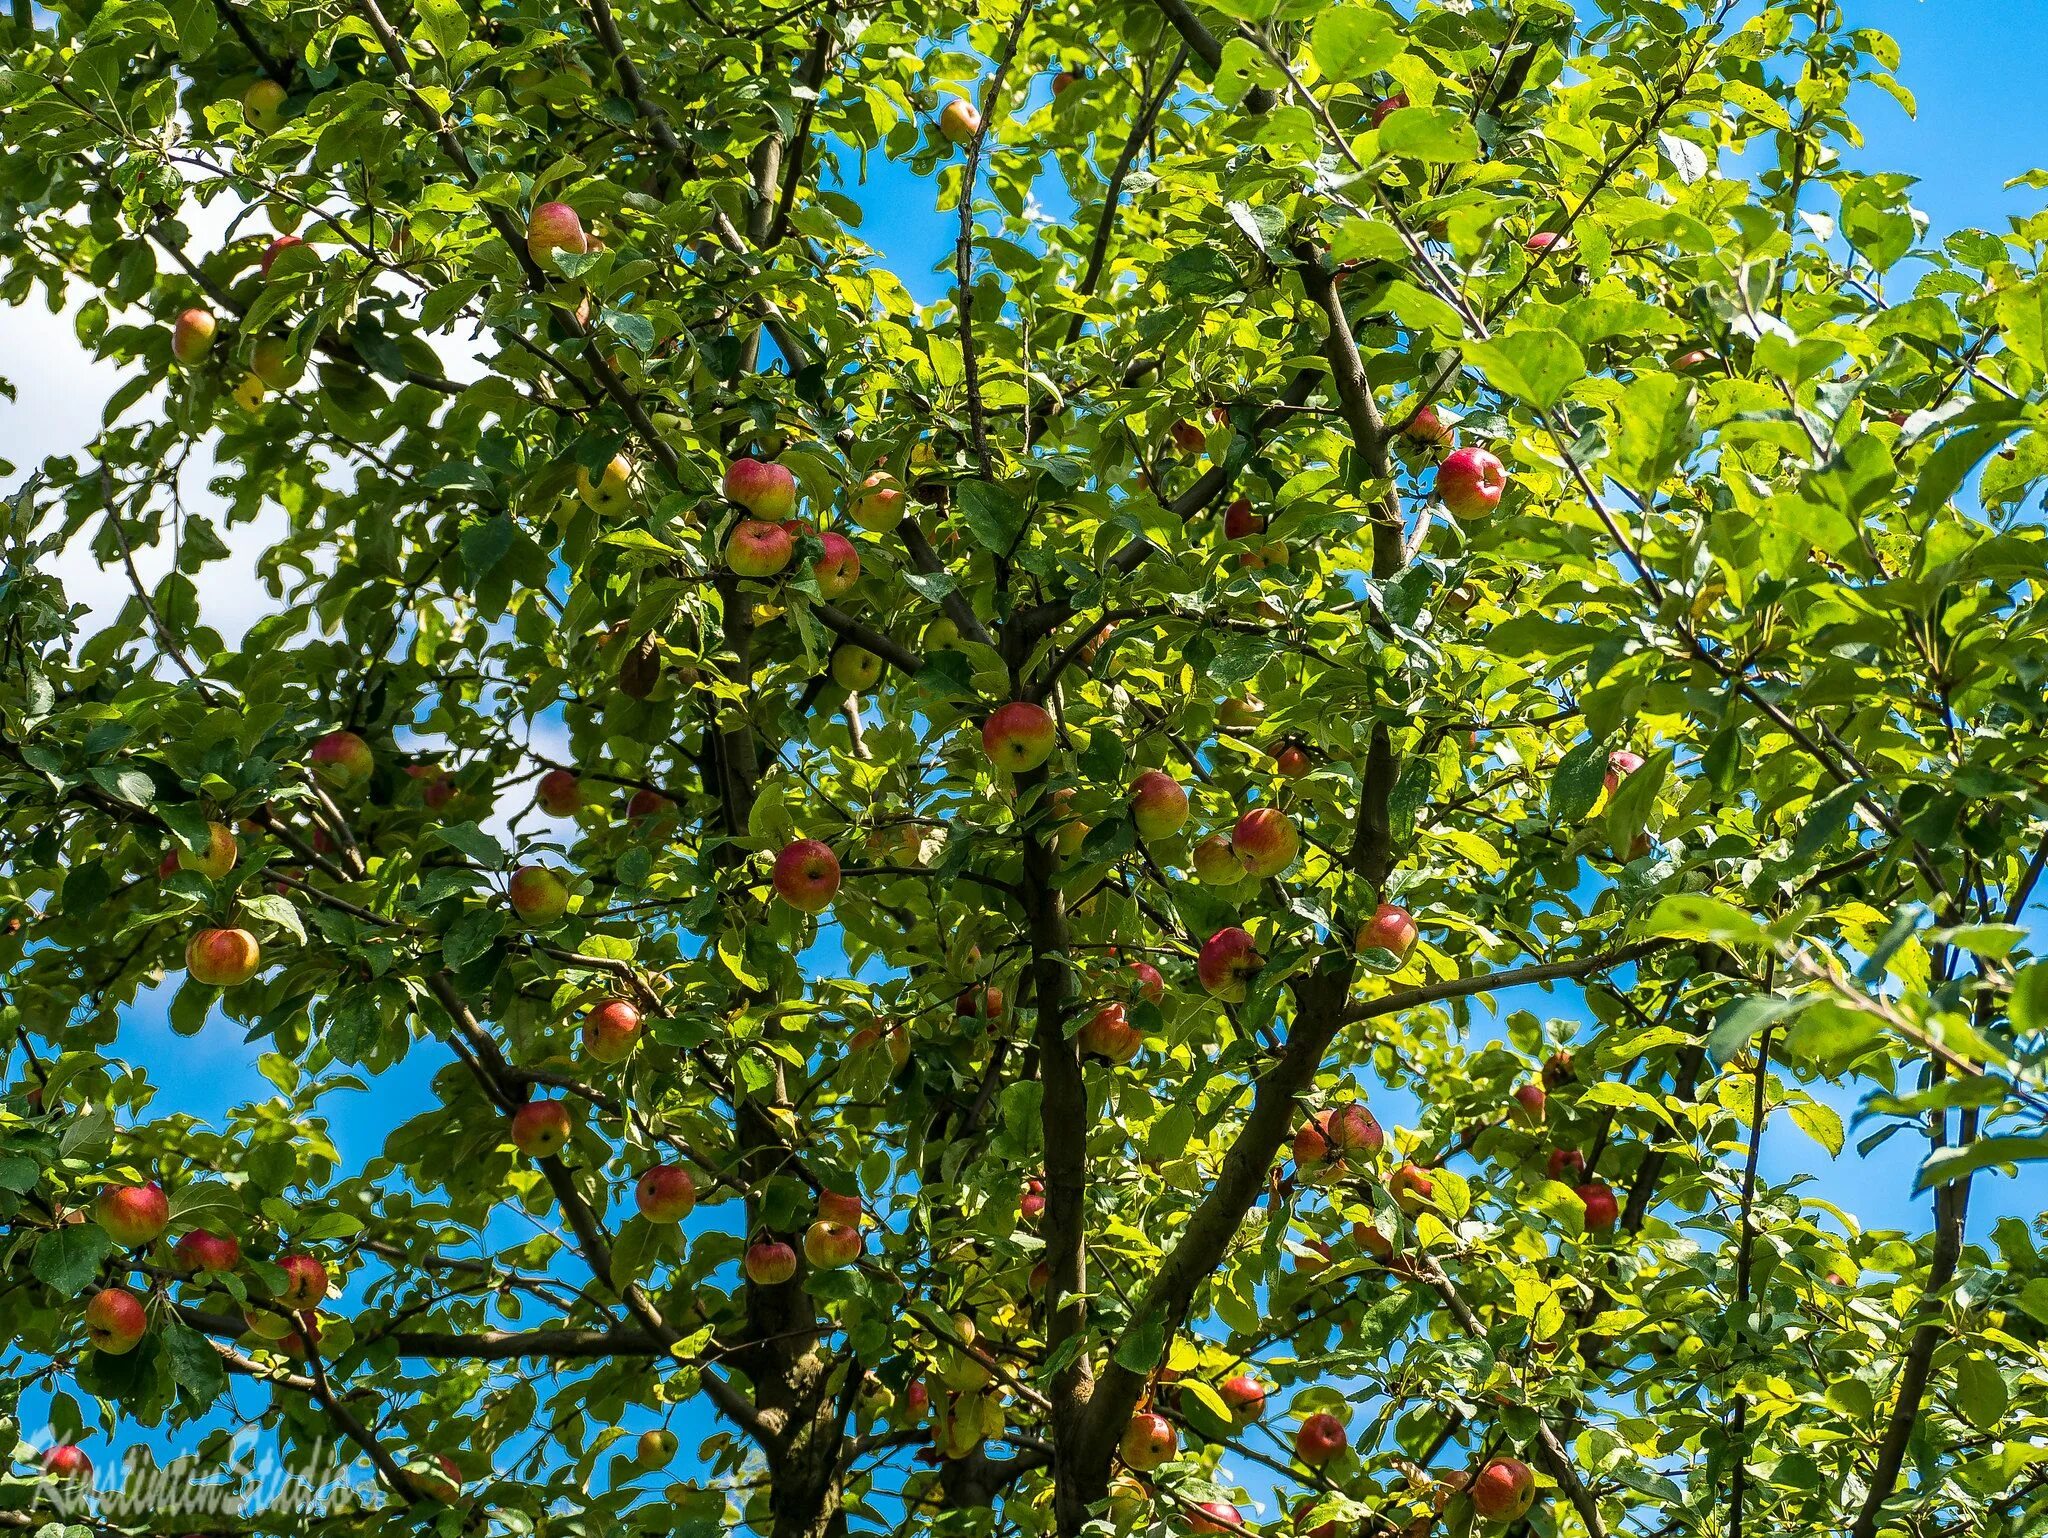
33, 1224, 113, 1293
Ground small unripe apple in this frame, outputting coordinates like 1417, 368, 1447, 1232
582, 997, 642, 1063
726, 518, 796, 577
1576, 1180, 1619, 1234
1471, 1456, 1536, 1522
924, 616, 963, 651
1078, 1002, 1142, 1064
242, 79, 287, 131
804, 1219, 863, 1269
177, 821, 240, 880
1196, 927, 1261, 1002
277, 1252, 328, 1309
1355, 902, 1417, 961
1388, 1162, 1435, 1215
723, 458, 798, 519
84, 1287, 148, 1354
1192, 832, 1242, 886
1219, 1373, 1265, 1426
1119, 1410, 1176, 1471
1128, 770, 1188, 840
536, 769, 580, 817
636, 1429, 678, 1468
173, 1229, 241, 1274
981, 701, 1056, 772
848, 471, 905, 531
576, 455, 634, 515
1294, 1410, 1347, 1467
97, 1181, 170, 1247
938, 98, 981, 145
509, 1099, 574, 1157
526, 201, 588, 266
772, 838, 841, 913
230, 373, 266, 413
171, 307, 216, 365
250, 334, 302, 389
1435, 446, 1506, 520
507, 865, 571, 924
309, 729, 374, 790
744, 1236, 798, 1285
1231, 806, 1299, 880
187, 927, 261, 986
813, 531, 861, 598
831, 645, 883, 691
635, 1164, 697, 1222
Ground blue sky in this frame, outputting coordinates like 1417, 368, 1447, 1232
11, 0, 2048, 1518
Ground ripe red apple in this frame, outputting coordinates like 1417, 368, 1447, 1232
1168, 419, 1205, 454
1388, 1162, 1435, 1215
1510, 1082, 1547, 1127
727, 518, 796, 577
1355, 902, 1418, 961
1370, 90, 1409, 127
509, 1099, 574, 1157
817, 1190, 863, 1227
309, 729, 374, 790
956, 984, 1004, 1022
1672, 348, 1714, 373
850, 1022, 911, 1072
772, 838, 841, 913
173, 1229, 241, 1274
1524, 230, 1562, 253
1231, 807, 1299, 880
1019, 1179, 1045, 1224
627, 788, 673, 823
277, 1252, 328, 1309
1471, 1456, 1535, 1522
848, 470, 905, 532
981, 701, 1056, 772
804, 1219, 863, 1269
187, 927, 261, 986
1604, 748, 1645, 796
1129, 769, 1189, 840
1545, 1147, 1586, 1182
407, 763, 456, 811
507, 865, 571, 924
1328, 1102, 1385, 1155
259, 233, 305, 277
576, 454, 633, 516
1353, 1219, 1396, 1263
1218, 1374, 1265, 1427
636, 1164, 697, 1222
582, 996, 642, 1063
1186, 1500, 1242, 1534
1192, 833, 1242, 886
812, 530, 861, 599
1127, 960, 1165, 1004
97, 1181, 170, 1246
1078, 1002, 1142, 1065
1222, 497, 1264, 540
42, 1445, 91, 1481
1273, 742, 1311, 779
636, 1428, 678, 1467
1119, 1410, 1176, 1471
1052, 68, 1079, 95
536, 769, 580, 817
1435, 446, 1506, 520
1294, 1411, 1347, 1466
744, 1236, 798, 1285
1402, 402, 1453, 444
171, 307, 216, 365
84, 1287, 147, 1354
938, 98, 981, 145
724, 457, 798, 519
526, 200, 588, 265
1196, 927, 1262, 1002
1576, 1180, 1619, 1234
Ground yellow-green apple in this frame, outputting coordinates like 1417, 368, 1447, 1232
1196, 926, 1261, 1001
1218, 696, 1263, 731
243, 1303, 293, 1340
84, 1287, 147, 1353
1295, 1411, 1347, 1467
231, 373, 266, 413
250, 335, 302, 389
1388, 1162, 1435, 1215
1510, 1082, 1546, 1126
744, 1236, 798, 1284
1604, 748, 1644, 796
507, 865, 571, 924
726, 518, 795, 577
42, 1445, 91, 1481
1127, 960, 1165, 1003
509, 1098, 574, 1157
1356, 902, 1417, 961
1219, 1374, 1265, 1427
178, 821, 240, 879
772, 838, 841, 912
848, 471, 905, 531
242, 79, 287, 131
1078, 1002, 1141, 1064
831, 645, 883, 691
1576, 1179, 1618, 1233
277, 1253, 328, 1309
525, 201, 588, 265
1434, 446, 1506, 520
1545, 1147, 1585, 1181
536, 769, 580, 817
924, 616, 963, 651
981, 701, 1056, 772
576, 454, 633, 515
1232, 807, 1298, 879
804, 1219, 862, 1269
723, 457, 797, 518
1119, 1410, 1176, 1471
1129, 769, 1188, 840
1222, 496, 1264, 540
813, 531, 861, 598
173, 1229, 241, 1273
1471, 1457, 1535, 1522
635, 1164, 696, 1222
581, 997, 641, 1063
259, 234, 305, 277
636, 1429, 677, 1468
309, 729, 373, 790
1192, 832, 1242, 886
171, 307, 216, 365
97, 1182, 169, 1246
187, 927, 261, 986
938, 98, 981, 145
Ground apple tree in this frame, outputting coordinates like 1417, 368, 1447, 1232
1, 0, 2047, 1534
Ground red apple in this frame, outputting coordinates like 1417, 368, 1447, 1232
744, 1236, 798, 1285
581, 996, 642, 1063
1471, 1456, 1535, 1522
1219, 1374, 1265, 1427
727, 518, 796, 577
1576, 1180, 1619, 1234
956, 984, 1004, 1022
1019, 1179, 1045, 1224
1196, 927, 1261, 1002
723, 457, 797, 518
277, 1252, 328, 1309
96, 1181, 170, 1247
1672, 348, 1714, 373
507, 865, 571, 924
817, 1190, 863, 1227
1355, 902, 1417, 961
804, 1219, 862, 1269
536, 769, 580, 817
173, 1229, 241, 1274
1222, 497, 1264, 540
1192, 833, 1242, 886
84, 1287, 147, 1354
772, 838, 841, 913
1129, 769, 1189, 840
1510, 1082, 1547, 1127
1273, 743, 1311, 779
1052, 69, 1079, 95
627, 788, 673, 823
309, 729, 373, 790
809, 530, 860, 599
1524, 230, 1562, 253
1434, 446, 1506, 520
1402, 402, 1453, 444
1078, 1002, 1142, 1065
1545, 1147, 1586, 1182
1169, 420, 1205, 454
1119, 1410, 1176, 1471
1186, 1500, 1242, 1534
259, 233, 306, 277
1604, 748, 1645, 796
1353, 1219, 1396, 1263
1127, 961, 1165, 1004
636, 1164, 697, 1222
171, 307, 216, 365
1370, 91, 1408, 127
509, 1099, 574, 1157
526, 200, 588, 265
981, 701, 1057, 772
1231, 807, 1298, 880
1294, 1411, 1347, 1466
939, 98, 981, 145
42, 1445, 91, 1481
1388, 1162, 1435, 1215
187, 927, 261, 986
848, 470, 905, 532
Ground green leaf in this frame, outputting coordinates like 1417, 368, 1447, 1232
1463, 331, 1585, 411
1211, 38, 1284, 109
1787, 1097, 1844, 1158
168, 1182, 243, 1232
161, 1317, 228, 1405
1638, 894, 1773, 947
461, 513, 515, 583
955, 481, 1030, 555
1547, 739, 1607, 825
416, 0, 469, 57
1705, 995, 1801, 1066
1954, 1354, 2010, 1431
1914, 1135, 2048, 1193
442, 908, 504, 970
90, 765, 156, 806
432, 820, 509, 868
1377, 106, 1479, 163
1310, 7, 1404, 80
238, 893, 306, 945
33, 1224, 114, 1293
1160, 245, 1243, 298
1112, 1310, 1166, 1373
